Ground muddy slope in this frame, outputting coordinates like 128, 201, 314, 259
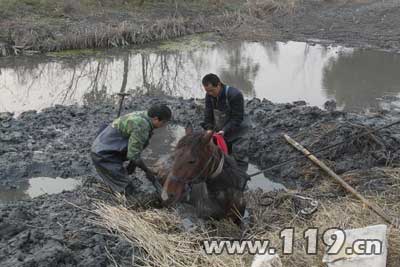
246, 0, 400, 52
2, 96, 400, 266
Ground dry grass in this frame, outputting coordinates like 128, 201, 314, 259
51, 13, 242, 51
1, 0, 242, 56
93, 167, 400, 267
0, 0, 234, 17
93, 202, 250, 267
246, 0, 299, 17
56, 17, 205, 51
63, 0, 81, 14
247, 167, 400, 266
7, 17, 205, 55
247, 194, 400, 266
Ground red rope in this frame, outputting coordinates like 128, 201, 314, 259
213, 133, 228, 155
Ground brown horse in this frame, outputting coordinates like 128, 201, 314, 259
157, 127, 249, 222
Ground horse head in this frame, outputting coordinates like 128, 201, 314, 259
161, 126, 218, 205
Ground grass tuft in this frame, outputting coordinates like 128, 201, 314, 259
246, 0, 299, 17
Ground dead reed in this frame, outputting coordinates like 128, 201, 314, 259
93, 167, 400, 266
246, 0, 299, 17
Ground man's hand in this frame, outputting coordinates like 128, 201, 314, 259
216, 130, 224, 136
127, 160, 136, 174
127, 158, 150, 175
145, 171, 156, 183
133, 158, 149, 172
200, 122, 214, 131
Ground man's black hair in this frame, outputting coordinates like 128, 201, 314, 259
148, 104, 172, 121
202, 73, 221, 87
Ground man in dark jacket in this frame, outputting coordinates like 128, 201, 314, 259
201, 73, 250, 171
91, 104, 172, 193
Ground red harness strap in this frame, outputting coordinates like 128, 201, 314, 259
213, 133, 228, 155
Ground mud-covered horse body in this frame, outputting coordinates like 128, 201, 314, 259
192, 154, 248, 221
155, 129, 249, 222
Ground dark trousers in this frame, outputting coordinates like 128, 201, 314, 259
91, 152, 130, 193
227, 135, 250, 172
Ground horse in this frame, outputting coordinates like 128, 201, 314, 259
155, 127, 249, 223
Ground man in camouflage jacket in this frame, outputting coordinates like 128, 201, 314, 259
91, 104, 172, 193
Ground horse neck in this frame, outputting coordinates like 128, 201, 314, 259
205, 149, 247, 191
203, 143, 223, 178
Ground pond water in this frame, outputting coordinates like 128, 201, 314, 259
1, 37, 400, 114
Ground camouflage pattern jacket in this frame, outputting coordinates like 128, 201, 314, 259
112, 112, 154, 160
91, 112, 153, 161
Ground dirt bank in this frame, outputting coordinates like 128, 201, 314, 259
2, 96, 400, 265
238, 0, 400, 52
1, 0, 400, 57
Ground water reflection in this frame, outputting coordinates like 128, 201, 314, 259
0, 177, 80, 203
323, 50, 400, 111
1, 40, 400, 114
247, 164, 286, 192
218, 42, 260, 97
143, 124, 186, 166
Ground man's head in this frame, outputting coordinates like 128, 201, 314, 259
202, 73, 223, 97
148, 104, 172, 128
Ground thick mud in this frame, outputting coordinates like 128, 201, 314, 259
0, 183, 137, 267
2, 96, 400, 266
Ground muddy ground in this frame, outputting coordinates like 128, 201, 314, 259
240, 0, 400, 52
2, 1, 400, 266
2, 96, 400, 266
1, 0, 400, 57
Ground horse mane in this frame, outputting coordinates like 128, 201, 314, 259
176, 132, 210, 154
216, 154, 249, 191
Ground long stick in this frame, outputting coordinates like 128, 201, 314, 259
284, 134, 394, 226
116, 93, 130, 118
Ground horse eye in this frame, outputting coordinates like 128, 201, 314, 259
187, 160, 196, 164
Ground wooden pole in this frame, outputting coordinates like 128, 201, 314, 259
284, 134, 395, 226
116, 93, 130, 118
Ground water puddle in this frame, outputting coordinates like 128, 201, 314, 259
143, 124, 186, 166
0, 177, 80, 203
247, 164, 286, 192
1, 38, 400, 114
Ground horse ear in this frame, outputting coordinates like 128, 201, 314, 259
185, 125, 193, 135
202, 130, 213, 144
